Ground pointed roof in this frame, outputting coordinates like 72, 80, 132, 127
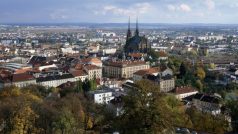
135, 16, 139, 36
126, 16, 132, 40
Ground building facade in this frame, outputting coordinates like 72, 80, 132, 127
89, 90, 114, 104
192, 93, 222, 115
36, 74, 76, 88
124, 18, 150, 54
83, 65, 102, 80
104, 60, 150, 79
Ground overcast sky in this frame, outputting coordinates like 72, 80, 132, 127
1, 0, 238, 24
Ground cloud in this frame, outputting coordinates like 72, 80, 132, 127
167, 5, 176, 11
180, 4, 191, 12
167, 4, 191, 12
96, 2, 152, 16
204, 0, 215, 10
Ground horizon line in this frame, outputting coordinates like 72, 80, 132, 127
1, 22, 238, 25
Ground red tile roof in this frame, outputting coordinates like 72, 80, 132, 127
12, 73, 35, 82
75, 63, 84, 70
134, 67, 160, 76
70, 70, 87, 77
84, 65, 101, 70
128, 53, 143, 58
173, 86, 197, 94
81, 57, 102, 64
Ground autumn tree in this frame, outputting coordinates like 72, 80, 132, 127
116, 80, 184, 133
53, 108, 78, 134
196, 67, 206, 80
226, 99, 238, 132
0, 86, 42, 134
195, 79, 203, 92
186, 107, 229, 133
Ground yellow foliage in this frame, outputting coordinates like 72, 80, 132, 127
10, 105, 40, 134
0, 86, 21, 98
209, 63, 216, 69
87, 116, 93, 129
196, 67, 206, 80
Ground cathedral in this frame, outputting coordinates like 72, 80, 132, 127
124, 18, 150, 55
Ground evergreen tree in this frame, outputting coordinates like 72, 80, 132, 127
83, 78, 90, 92
75, 80, 83, 93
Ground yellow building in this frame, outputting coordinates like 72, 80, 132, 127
103, 60, 150, 78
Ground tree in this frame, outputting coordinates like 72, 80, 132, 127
10, 104, 40, 134
149, 49, 160, 60
209, 63, 216, 69
89, 78, 97, 91
195, 80, 203, 92
175, 79, 185, 87
83, 78, 90, 92
186, 107, 228, 133
196, 67, 206, 80
116, 80, 182, 133
0, 87, 42, 134
226, 99, 238, 132
53, 108, 78, 134
75, 80, 83, 93
179, 62, 188, 77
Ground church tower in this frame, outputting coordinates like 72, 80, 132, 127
126, 17, 132, 41
124, 17, 149, 56
135, 17, 139, 36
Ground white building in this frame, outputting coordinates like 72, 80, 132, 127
83, 65, 102, 80
38, 64, 58, 71
89, 90, 115, 104
36, 74, 76, 87
61, 47, 78, 54
173, 86, 198, 100
0, 73, 36, 89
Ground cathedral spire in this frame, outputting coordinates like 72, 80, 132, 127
135, 16, 139, 36
126, 16, 132, 40
128, 16, 130, 29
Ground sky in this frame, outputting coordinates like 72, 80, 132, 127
1, 0, 238, 24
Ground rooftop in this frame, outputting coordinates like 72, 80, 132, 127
83, 64, 101, 70
36, 73, 74, 82
105, 60, 148, 67
134, 67, 160, 76
173, 86, 198, 94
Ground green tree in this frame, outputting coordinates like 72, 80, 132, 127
149, 49, 160, 60
179, 62, 189, 77
53, 108, 77, 134
116, 80, 182, 133
175, 79, 185, 87
75, 80, 83, 93
83, 78, 90, 92
89, 78, 97, 91
186, 107, 228, 133
195, 79, 203, 92
226, 99, 238, 132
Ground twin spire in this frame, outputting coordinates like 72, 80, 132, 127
135, 17, 139, 36
127, 16, 139, 39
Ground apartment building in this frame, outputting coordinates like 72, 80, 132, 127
104, 60, 150, 79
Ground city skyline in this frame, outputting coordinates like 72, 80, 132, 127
1, 0, 238, 24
